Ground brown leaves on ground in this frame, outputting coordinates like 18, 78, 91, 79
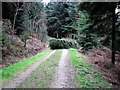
80, 47, 120, 87
1, 34, 48, 68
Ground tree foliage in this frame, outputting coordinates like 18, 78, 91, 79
77, 2, 115, 48
2, 2, 48, 47
76, 2, 119, 65
75, 11, 99, 50
49, 38, 78, 49
46, 2, 77, 38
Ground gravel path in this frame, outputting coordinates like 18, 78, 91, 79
2, 50, 56, 88
50, 49, 75, 88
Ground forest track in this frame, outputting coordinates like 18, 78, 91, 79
50, 49, 75, 88
2, 50, 56, 88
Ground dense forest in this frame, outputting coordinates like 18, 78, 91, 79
2, 2, 120, 64
1, 1, 120, 88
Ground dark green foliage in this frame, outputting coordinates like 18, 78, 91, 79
2, 2, 47, 42
19, 31, 30, 47
74, 2, 119, 52
77, 2, 116, 48
116, 2, 120, 51
49, 38, 78, 49
15, 11, 24, 36
76, 35, 100, 51
47, 2, 114, 51
1, 25, 11, 47
76, 2, 119, 65
46, 2, 77, 38
74, 11, 100, 51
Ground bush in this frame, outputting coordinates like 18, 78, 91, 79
75, 34, 101, 51
49, 38, 78, 49
2, 31, 11, 46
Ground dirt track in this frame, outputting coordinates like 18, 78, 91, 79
2, 49, 76, 88
2, 50, 56, 88
50, 49, 75, 88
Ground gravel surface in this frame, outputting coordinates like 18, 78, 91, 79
50, 49, 75, 88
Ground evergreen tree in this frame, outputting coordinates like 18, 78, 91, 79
45, 2, 77, 38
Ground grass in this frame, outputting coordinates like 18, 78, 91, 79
69, 48, 112, 88
17, 50, 62, 88
1, 49, 51, 81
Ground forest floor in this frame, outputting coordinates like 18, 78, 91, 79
82, 47, 120, 87
1, 33, 48, 68
1, 19, 48, 68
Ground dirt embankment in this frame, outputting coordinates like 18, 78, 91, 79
81, 47, 120, 87
1, 19, 48, 68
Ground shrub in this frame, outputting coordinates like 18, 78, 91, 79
75, 34, 100, 51
2, 31, 11, 46
49, 38, 78, 49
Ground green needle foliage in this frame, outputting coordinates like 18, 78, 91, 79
49, 38, 78, 49
75, 11, 100, 51
46, 2, 77, 38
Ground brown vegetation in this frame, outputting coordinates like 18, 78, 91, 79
81, 47, 120, 87
1, 19, 47, 68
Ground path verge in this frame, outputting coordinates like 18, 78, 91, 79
69, 48, 112, 88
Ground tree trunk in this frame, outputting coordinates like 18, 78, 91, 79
112, 3, 116, 65
12, 3, 19, 33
